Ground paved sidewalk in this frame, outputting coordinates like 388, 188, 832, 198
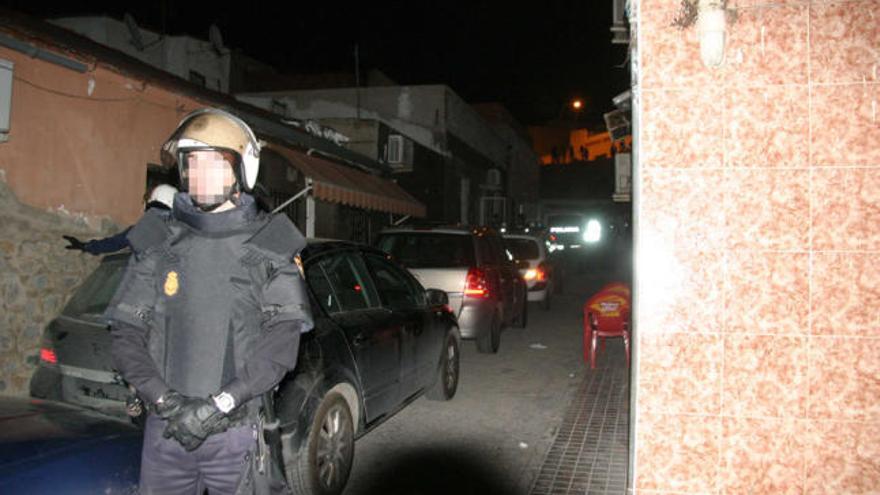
345, 288, 591, 495
530, 341, 630, 495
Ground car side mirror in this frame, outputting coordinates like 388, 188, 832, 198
425, 288, 449, 307
515, 260, 530, 269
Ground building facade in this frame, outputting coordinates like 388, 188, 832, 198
238, 85, 538, 226
51, 15, 233, 93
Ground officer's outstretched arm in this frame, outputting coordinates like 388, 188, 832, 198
106, 253, 170, 404
221, 259, 314, 406
82, 226, 133, 255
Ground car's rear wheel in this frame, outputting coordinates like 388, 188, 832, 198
514, 295, 528, 328
427, 331, 460, 401
476, 314, 501, 354
286, 392, 355, 495
541, 287, 551, 311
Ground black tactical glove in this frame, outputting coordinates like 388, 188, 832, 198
62, 235, 86, 252
155, 390, 191, 420
162, 397, 230, 451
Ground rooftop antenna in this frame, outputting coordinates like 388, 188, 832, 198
123, 13, 145, 51
209, 24, 225, 55
354, 43, 361, 119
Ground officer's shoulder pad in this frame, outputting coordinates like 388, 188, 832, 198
126, 208, 171, 254
245, 214, 306, 261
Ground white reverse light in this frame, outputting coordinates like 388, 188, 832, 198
583, 219, 601, 243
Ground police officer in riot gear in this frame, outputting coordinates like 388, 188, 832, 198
63, 184, 178, 255
106, 108, 312, 494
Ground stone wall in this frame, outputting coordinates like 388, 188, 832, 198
0, 174, 117, 395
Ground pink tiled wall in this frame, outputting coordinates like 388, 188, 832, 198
634, 0, 880, 493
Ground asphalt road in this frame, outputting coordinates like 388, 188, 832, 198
344, 247, 631, 495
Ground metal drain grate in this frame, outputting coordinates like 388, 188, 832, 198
530, 343, 630, 495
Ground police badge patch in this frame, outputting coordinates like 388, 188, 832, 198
164, 271, 179, 296
293, 255, 305, 279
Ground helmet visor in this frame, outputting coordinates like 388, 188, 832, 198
179, 149, 239, 209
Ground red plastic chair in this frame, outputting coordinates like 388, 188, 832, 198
583, 284, 631, 369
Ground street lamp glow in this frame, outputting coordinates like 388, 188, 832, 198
571, 99, 583, 110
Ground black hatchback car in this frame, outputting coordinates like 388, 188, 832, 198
31, 240, 461, 495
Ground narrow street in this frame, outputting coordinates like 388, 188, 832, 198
345, 249, 631, 495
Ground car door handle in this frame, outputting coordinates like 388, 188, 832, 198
352, 333, 368, 348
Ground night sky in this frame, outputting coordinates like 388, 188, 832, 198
3, 1, 631, 126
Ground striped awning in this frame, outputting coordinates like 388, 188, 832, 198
267, 144, 426, 218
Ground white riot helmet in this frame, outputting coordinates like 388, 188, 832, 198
161, 108, 261, 196
147, 184, 178, 209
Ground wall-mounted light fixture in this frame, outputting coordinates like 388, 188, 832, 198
698, 0, 727, 67
672, 0, 734, 68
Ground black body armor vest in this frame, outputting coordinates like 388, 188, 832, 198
132, 194, 308, 399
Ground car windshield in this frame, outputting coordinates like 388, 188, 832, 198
504, 238, 540, 260
62, 256, 128, 317
377, 233, 475, 268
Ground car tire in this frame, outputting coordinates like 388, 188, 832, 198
476, 314, 501, 354
514, 296, 528, 328
426, 330, 460, 401
286, 392, 355, 495
541, 290, 551, 311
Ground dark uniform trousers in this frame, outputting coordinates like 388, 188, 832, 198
140, 415, 257, 495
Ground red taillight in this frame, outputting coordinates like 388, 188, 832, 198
536, 263, 547, 282
464, 268, 490, 298
40, 348, 57, 364
523, 264, 547, 282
